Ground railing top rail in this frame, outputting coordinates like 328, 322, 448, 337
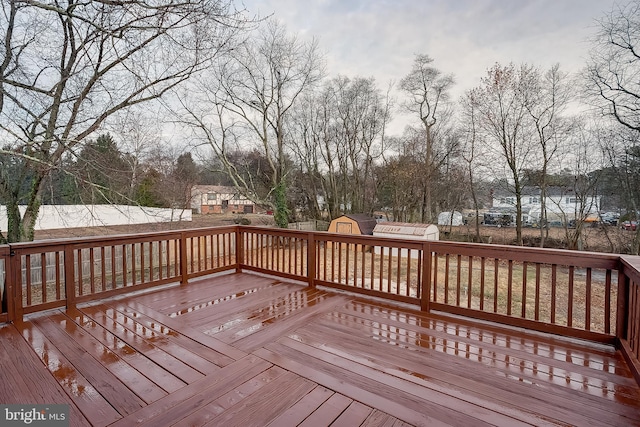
240, 225, 314, 237
428, 240, 621, 269
180, 226, 238, 237
8, 225, 240, 250
242, 225, 428, 248
621, 255, 640, 284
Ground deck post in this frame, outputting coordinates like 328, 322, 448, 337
180, 232, 188, 285
4, 247, 17, 322
63, 244, 77, 313
421, 242, 431, 312
236, 226, 244, 273
616, 270, 629, 341
307, 232, 316, 288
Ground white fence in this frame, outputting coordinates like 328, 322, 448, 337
0, 205, 192, 231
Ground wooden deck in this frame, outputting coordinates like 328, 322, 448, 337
2, 272, 639, 426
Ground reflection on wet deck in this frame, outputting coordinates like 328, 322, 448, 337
1, 272, 639, 426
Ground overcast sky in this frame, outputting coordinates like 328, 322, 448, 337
241, 0, 622, 133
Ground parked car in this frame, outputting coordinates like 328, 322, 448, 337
483, 212, 512, 227
621, 220, 638, 231
600, 212, 620, 226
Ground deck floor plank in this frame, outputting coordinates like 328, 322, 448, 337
265, 385, 335, 427
14, 319, 123, 426
353, 297, 628, 365
2, 272, 639, 427
269, 336, 534, 427
66, 308, 186, 394
287, 324, 564, 426
297, 393, 353, 427
293, 316, 635, 426
202, 371, 317, 427
41, 311, 168, 404
327, 302, 640, 419
31, 314, 147, 416
254, 344, 466, 427
333, 301, 640, 403
97, 301, 236, 368
361, 410, 399, 427
80, 304, 207, 383
87, 304, 220, 376
230, 292, 352, 352
173, 365, 288, 426
0, 325, 92, 427
330, 401, 374, 427
111, 354, 272, 427
208, 287, 330, 342
343, 300, 637, 385
114, 299, 248, 361
142, 274, 275, 314
185, 282, 309, 329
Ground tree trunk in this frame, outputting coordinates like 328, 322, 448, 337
5, 201, 22, 243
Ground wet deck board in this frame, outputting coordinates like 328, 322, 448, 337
0, 325, 91, 427
1, 272, 639, 426
14, 320, 123, 426
30, 314, 147, 416
276, 302, 640, 426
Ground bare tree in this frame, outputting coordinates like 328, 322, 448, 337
524, 64, 573, 246
285, 94, 326, 219
0, 0, 246, 242
598, 123, 640, 254
110, 109, 164, 201
183, 19, 324, 228
586, 0, 640, 132
286, 76, 391, 220
399, 54, 454, 223
470, 63, 536, 245
459, 90, 486, 241
549, 122, 604, 250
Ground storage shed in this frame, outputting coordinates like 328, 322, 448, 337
437, 211, 463, 226
373, 222, 439, 259
328, 214, 377, 236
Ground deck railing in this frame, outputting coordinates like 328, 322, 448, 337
0, 225, 638, 383
620, 255, 640, 384
0, 227, 237, 320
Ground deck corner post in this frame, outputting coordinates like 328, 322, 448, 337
236, 226, 244, 273
421, 242, 432, 312
616, 269, 630, 341
5, 247, 19, 322
307, 232, 316, 288
180, 232, 188, 285
63, 245, 77, 313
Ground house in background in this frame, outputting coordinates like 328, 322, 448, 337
191, 185, 254, 214
491, 186, 601, 225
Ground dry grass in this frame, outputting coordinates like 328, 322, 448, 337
444, 224, 636, 254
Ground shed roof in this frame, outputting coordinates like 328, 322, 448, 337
336, 214, 377, 235
373, 222, 437, 236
